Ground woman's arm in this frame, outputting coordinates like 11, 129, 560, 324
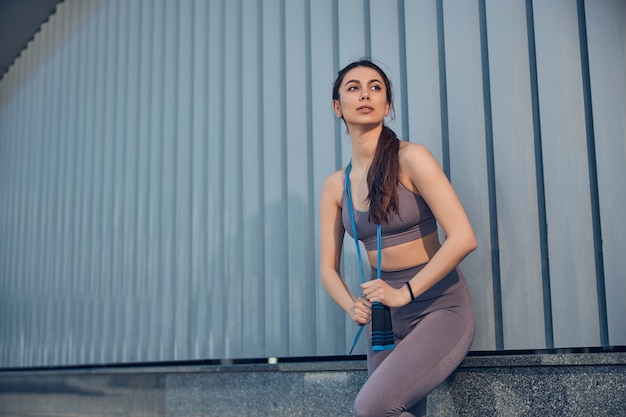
320, 170, 372, 325
362, 143, 477, 307
403, 143, 477, 293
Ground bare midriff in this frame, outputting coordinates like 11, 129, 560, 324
366, 230, 441, 271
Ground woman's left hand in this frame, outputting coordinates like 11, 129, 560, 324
361, 278, 411, 308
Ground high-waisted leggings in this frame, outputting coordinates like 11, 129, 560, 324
354, 263, 475, 417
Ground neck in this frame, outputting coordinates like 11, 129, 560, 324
348, 123, 383, 170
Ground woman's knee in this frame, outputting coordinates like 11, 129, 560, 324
354, 390, 382, 417
354, 391, 402, 417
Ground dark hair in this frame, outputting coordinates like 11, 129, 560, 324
332, 59, 400, 224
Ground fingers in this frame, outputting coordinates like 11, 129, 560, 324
357, 295, 372, 308
361, 278, 387, 303
360, 279, 408, 308
353, 296, 372, 325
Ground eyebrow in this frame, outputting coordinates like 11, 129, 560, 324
343, 78, 383, 87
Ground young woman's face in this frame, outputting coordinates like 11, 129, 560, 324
333, 66, 390, 128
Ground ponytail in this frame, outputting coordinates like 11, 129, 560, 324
367, 126, 400, 224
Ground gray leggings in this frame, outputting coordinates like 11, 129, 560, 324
354, 264, 475, 417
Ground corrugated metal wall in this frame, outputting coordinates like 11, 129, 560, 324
0, 0, 624, 368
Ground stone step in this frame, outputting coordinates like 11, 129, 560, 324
0, 351, 624, 416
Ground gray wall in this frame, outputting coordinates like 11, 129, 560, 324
0, 0, 624, 368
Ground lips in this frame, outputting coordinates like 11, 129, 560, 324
356, 105, 374, 112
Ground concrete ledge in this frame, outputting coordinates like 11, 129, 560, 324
1, 352, 625, 416
430, 352, 626, 416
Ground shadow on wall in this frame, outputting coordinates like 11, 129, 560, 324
0, 1, 107, 108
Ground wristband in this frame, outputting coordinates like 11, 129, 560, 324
405, 281, 415, 301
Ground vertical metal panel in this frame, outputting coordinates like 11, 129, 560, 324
113, 0, 130, 362
533, 0, 600, 347
189, 0, 208, 360
205, 0, 224, 359
49, 0, 66, 366
337, 0, 369, 64
71, 0, 85, 363
146, 0, 163, 362
1, 0, 625, 368
261, 0, 289, 357
240, 0, 266, 358
18, 29, 34, 367
577, 0, 608, 347
442, 0, 496, 350
403, 1, 443, 155
310, 0, 346, 355
584, 0, 626, 346
285, 0, 317, 356
90, 0, 109, 364
526, 0, 555, 350
5, 16, 18, 368
123, 0, 141, 363
98, 0, 116, 363
161, 0, 179, 361
78, 0, 93, 364
222, 0, 244, 358
484, 0, 546, 349
28, 37, 42, 359
0, 35, 13, 367
62, 0, 79, 365
134, 0, 152, 362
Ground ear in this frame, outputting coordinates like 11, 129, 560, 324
384, 102, 390, 117
333, 100, 342, 118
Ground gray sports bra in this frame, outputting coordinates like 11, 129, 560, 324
341, 177, 437, 250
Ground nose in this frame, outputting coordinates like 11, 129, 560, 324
360, 90, 369, 101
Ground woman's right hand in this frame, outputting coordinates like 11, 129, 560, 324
352, 296, 372, 325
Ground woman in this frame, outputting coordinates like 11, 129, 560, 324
319, 59, 477, 417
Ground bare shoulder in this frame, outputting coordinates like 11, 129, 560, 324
321, 168, 345, 206
398, 141, 432, 161
398, 142, 439, 173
